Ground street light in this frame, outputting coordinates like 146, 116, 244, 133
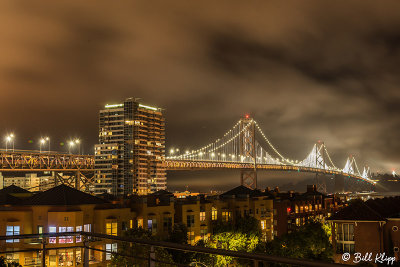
75, 139, 81, 154
5, 134, 15, 152
68, 141, 75, 154
39, 137, 50, 153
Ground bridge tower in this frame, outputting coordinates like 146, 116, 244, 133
239, 115, 257, 189
315, 142, 327, 193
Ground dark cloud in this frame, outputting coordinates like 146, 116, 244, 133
1, 0, 400, 190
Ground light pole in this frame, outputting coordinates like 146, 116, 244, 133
75, 139, 81, 155
40, 138, 45, 153
5, 134, 14, 152
45, 137, 50, 153
10, 134, 14, 152
68, 141, 75, 154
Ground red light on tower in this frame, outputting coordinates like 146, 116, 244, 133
245, 114, 250, 119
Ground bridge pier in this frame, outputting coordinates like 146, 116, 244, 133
241, 170, 257, 190
315, 173, 327, 194
334, 174, 345, 193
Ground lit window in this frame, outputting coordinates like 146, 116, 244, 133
49, 226, 57, 244
187, 231, 195, 245
200, 212, 206, 222
84, 224, 91, 232
6, 226, 20, 243
261, 220, 266, 230
211, 207, 217, 221
222, 211, 231, 222
105, 243, 117, 260
148, 219, 157, 234
106, 222, 118, 236
76, 226, 82, 242
138, 218, 143, 228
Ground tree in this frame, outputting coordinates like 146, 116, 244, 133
265, 221, 333, 263
195, 216, 263, 267
166, 223, 194, 265
111, 228, 173, 267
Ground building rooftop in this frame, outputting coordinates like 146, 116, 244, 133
0, 184, 30, 194
24, 184, 109, 206
329, 196, 400, 221
220, 185, 264, 198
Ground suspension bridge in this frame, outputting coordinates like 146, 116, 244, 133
0, 116, 374, 193
165, 116, 374, 191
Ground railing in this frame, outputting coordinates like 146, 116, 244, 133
0, 232, 348, 267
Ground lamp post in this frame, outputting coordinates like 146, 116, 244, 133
68, 141, 75, 154
40, 137, 50, 153
40, 138, 45, 153
5, 134, 14, 152
75, 139, 81, 155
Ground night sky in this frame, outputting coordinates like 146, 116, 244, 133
1, 1, 400, 191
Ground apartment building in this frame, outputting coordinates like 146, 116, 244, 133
94, 97, 166, 196
270, 185, 342, 238
329, 197, 400, 264
0, 185, 134, 266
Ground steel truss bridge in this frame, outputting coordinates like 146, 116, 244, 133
0, 150, 94, 191
0, 117, 374, 193
165, 117, 374, 192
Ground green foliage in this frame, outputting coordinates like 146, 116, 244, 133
194, 216, 263, 267
111, 227, 173, 267
166, 223, 194, 264
265, 221, 333, 263
212, 216, 262, 237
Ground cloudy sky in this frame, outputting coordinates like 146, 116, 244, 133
1, 1, 399, 191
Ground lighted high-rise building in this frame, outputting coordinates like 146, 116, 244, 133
94, 98, 166, 195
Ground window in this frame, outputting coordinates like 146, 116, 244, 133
335, 223, 355, 254
59, 227, 74, 243
38, 226, 43, 234
261, 220, 266, 230
187, 215, 195, 228
106, 243, 117, 260
106, 222, 118, 236
187, 231, 195, 245
222, 211, 231, 222
212, 207, 217, 220
76, 226, 82, 242
6, 226, 20, 243
163, 217, 172, 232
200, 212, 206, 222
138, 218, 143, 228
148, 219, 157, 234
49, 227, 57, 243
393, 226, 399, 232
84, 224, 91, 232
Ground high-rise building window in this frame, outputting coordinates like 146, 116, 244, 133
106, 222, 118, 236
6, 226, 20, 243
212, 207, 217, 220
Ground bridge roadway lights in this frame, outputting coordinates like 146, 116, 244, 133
334, 174, 345, 193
